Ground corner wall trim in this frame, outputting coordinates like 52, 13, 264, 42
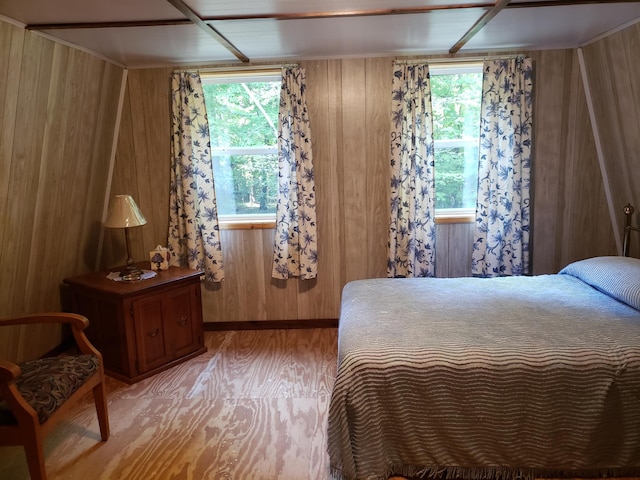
95, 68, 128, 270
577, 48, 621, 254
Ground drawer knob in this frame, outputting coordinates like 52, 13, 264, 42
148, 328, 160, 337
177, 316, 188, 326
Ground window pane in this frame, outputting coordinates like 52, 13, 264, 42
212, 153, 278, 215
431, 68, 482, 211
434, 144, 479, 209
202, 79, 280, 218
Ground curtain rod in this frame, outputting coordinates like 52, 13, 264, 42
173, 55, 527, 72
176, 55, 526, 72
176, 63, 299, 74
395, 54, 525, 64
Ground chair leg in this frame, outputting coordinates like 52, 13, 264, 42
23, 427, 47, 480
93, 382, 110, 441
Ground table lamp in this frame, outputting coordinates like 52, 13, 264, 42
104, 194, 147, 281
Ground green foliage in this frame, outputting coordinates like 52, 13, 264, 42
204, 81, 280, 147
203, 73, 482, 214
203, 81, 280, 215
212, 154, 278, 215
431, 73, 482, 140
431, 72, 482, 209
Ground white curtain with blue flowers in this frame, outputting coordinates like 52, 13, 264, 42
168, 71, 224, 283
271, 66, 318, 280
388, 62, 436, 278
472, 57, 533, 277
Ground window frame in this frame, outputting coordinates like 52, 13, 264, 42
429, 62, 483, 224
201, 70, 281, 230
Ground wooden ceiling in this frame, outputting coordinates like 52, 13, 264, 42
1, 0, 639, 67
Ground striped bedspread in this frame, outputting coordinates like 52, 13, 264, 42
328, 258, 640, 480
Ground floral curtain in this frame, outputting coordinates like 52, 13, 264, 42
168, 71, 224, 283
271, 66, 318, 280
472, 57, 533, 277
388, 62, 436, 278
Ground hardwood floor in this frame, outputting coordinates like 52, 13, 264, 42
0, 328, 338, 480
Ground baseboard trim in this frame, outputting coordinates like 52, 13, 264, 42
203, 319, 338, 331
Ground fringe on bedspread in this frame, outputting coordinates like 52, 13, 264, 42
330, 465, 640, 480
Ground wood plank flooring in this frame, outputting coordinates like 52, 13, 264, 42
2, 328, 638, 480
0, 328, 338, 480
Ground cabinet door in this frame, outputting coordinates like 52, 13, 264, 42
164, 284, 202, 358
133, 297, 172, 373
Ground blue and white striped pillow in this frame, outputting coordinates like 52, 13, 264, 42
559, 256, 640, 311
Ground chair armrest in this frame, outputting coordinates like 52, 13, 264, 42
0, 313, 89, 329
0, 360, 39, 427
0, 360, 20, 383
0, 313, 102, 358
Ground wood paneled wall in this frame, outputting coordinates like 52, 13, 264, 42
100, 67, 173, 269
106, 59, 394, 322
530, 49, 617, 273
0, 21, 124, 361
581, 22, 640, 258
109, 46, 626, 324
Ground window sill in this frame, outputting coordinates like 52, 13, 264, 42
219, 220, 275, 230
435, 214, 475, 224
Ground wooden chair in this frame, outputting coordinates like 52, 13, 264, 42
0, 313, 110, 480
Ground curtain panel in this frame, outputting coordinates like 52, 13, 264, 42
271, 66, 318, 280
387, 62, 437, 278
167, 71, 224, 283
472, 57, 533, 277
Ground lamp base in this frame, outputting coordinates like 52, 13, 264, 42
120, 264, 143, 282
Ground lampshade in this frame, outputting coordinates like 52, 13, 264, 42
104, 195, 147, 228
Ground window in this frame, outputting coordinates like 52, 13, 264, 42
430, 63, 483, 221
202, 71, 281, 227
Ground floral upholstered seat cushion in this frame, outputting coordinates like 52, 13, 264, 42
0, 354, 99, 425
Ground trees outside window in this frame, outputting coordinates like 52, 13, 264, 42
202, 75, 280, 219
202, 66, 481, 219
430, 65, 482, 214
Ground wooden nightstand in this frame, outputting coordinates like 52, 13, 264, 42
64, 264, 206, 384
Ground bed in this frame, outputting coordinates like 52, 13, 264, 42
328, 254, 640, 480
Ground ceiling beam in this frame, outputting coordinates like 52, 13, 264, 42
26, 19, 191, 30
449, 0, 512, 54
204, 3, 493, 21
164, 0, 249, 63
